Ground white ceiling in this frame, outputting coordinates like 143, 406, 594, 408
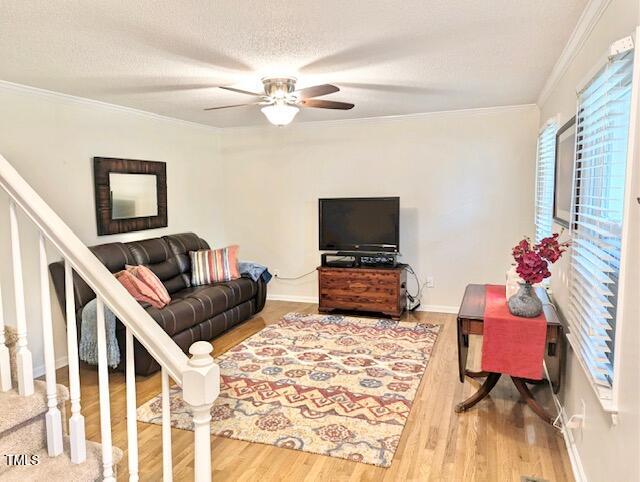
0, 1, 587, 128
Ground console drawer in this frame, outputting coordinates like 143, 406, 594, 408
317, 266, 406, 318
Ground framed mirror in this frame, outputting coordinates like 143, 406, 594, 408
94, 157, 167, 235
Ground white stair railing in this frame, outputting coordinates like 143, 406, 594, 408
0, 278, 12, 392
125, 327, 139, 482
38, 233, 64, 457
0, 153, 219, 481
64, 260, 87, 464
9, 200, 34, 396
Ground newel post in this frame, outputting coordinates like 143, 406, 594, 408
182, 341, 218, 482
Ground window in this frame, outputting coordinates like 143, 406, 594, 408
567, 47, 634, 409
534, 121, 557, 242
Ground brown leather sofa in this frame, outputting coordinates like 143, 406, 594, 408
50, 232, 267, 375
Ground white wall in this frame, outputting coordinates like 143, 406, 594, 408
0, 83, 222, 374
538, 0, 640, 480
220, 105, 539, 310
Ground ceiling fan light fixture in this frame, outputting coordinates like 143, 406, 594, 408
208, 78, 352, 121
261, 102, 299, 126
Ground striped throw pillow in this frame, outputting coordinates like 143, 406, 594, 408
190, 246, 240, 286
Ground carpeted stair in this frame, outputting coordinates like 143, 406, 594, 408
0, 327, 122, 481
0, 380, 69, 475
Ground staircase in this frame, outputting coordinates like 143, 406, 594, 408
0, 327, 122, 481
0, 383, 124, 481
0, 152, 219, 481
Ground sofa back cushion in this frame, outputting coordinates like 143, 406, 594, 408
126, 237, 183, 294
164, 233, 210, 271
74, 242, 137, 310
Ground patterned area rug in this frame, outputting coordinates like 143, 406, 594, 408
137, 312, 440, 467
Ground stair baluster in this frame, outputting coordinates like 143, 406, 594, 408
38, 233, 64, 456
182, 342, 218, 482
0, 276, 11, 392
9, 200, 34, 396
162, 368, 174, 481
96, 296, 115, 481
64, 260, 87, 463
126, 328, 139, 481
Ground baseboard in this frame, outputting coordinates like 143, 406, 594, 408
414, 304, 459, 314
32, 355, 68, 379
559, 407, 588, 482
266, 294, 319, 304
544, 363, 587, 482
267, 294, 459, 315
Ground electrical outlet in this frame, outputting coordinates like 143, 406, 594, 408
272, 269, 280, 277
425, 277, 434, 288
565, 399, 586, 430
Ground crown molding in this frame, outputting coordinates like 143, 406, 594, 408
537, 0, 613, 106
0, 79, 221, 132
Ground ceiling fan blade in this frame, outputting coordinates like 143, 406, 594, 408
300, 99, 354, 110
219, 86, 263, 97
203, 102, 259, 111
294, 84, 340, 99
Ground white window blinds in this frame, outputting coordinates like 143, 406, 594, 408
567, 48, 634, 405
534, 122, 557, 242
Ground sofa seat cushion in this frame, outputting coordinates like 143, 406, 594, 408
177, 277, 257, 317
145, 278, 257, 335
144, 297, 211, 336
214, 277, 257, 305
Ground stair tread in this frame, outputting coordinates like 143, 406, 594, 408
0, 436, 123, 482
0, 381, 69, 435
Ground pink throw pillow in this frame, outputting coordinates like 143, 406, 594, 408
115, 270, 166, 309
125, 265, 171, 306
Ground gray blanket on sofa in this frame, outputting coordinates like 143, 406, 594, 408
79, 298, 120, 368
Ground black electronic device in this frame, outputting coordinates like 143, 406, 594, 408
321, 251, 398, 268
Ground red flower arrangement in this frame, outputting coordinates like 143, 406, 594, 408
512, 234, 570, 285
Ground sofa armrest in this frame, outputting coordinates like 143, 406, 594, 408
254, 277, 268, 313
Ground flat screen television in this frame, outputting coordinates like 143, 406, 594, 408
319, 197, 400, 253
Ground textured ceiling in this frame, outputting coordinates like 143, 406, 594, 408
0, 1, 587, 127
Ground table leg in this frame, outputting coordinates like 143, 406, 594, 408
465, 370, 491, 379
455, 373, 501, 413
511, 377, 554, 425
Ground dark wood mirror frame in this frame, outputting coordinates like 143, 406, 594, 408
93, 157, 167, 235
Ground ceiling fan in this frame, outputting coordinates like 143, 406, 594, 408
204, 77, 354, 126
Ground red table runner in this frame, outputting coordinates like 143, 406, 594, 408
480, 284, 546, 380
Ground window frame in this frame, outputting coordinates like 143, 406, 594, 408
534, 119, 559, 243
565, 32, 639, 414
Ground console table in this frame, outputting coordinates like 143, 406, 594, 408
455, 284, 565, 424
317, 265, 407, 319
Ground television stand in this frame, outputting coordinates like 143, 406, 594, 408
317, 264, 407, 319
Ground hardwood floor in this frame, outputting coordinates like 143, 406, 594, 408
55, 301, 574, 482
